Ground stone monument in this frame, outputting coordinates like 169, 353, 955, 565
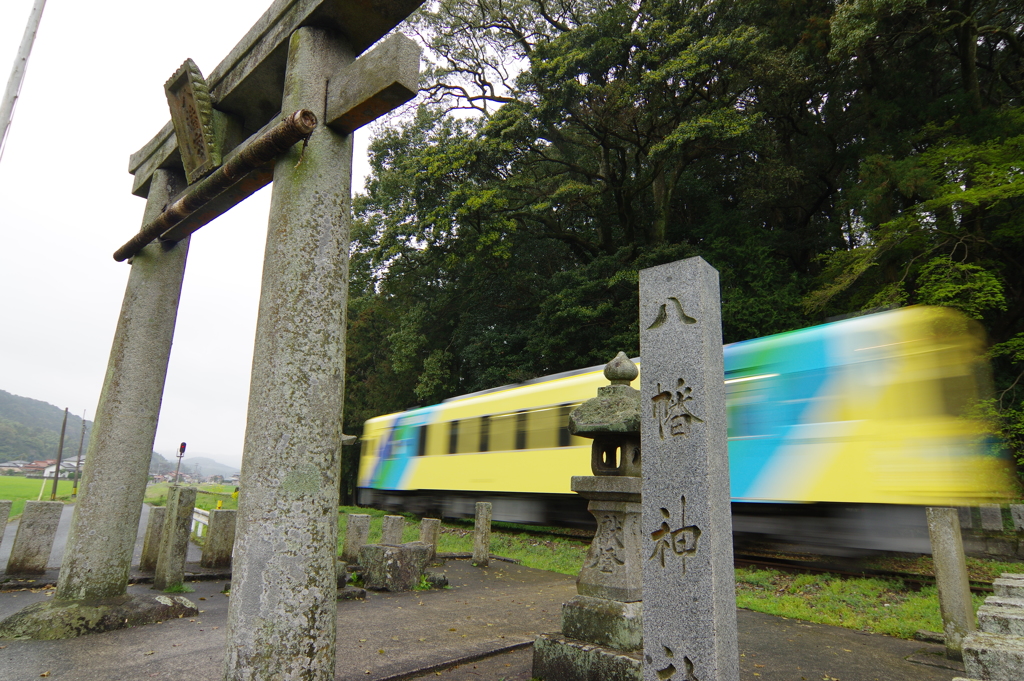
639, 257, 738, 681
533, 353, 644, 681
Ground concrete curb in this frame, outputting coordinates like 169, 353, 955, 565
374, 640, 534, 681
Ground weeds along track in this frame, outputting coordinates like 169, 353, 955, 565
491, 525, 1005, 593
733, 553, 995, 594
521, 525, 998, 592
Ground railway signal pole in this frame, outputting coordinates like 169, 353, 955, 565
173, 441, 186, 484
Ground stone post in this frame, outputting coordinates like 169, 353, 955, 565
473, 502, 492, 567
1012, 505, 1024, 533
343, 514, 371, 564
55, 168, 190, 601
981, 504, 1004, 532
639, 257, 738, 681
140, 506, 167, 572
382, 515, 405, 545
223, 26, 353, 681
153, 486, 197, 591
959, 507, 974, 530
5, 501, 63, 574
0, 500, 11, 540
420, 517, 441, 561
926, 507, 975, 660
201, 509, 237, 569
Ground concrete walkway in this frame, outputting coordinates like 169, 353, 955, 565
0, 558, 966, 681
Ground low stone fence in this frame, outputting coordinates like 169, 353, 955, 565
959, 503, 1024, 561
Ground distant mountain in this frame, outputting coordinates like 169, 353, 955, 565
0, 390, 172, 474
0, 389, 92, 463
170, 455, 240, 479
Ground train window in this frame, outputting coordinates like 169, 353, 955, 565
528, 406, 559, 449
448, 420, 459, 454
479, 415, 490, 452
457, 417, 481, 454
489, 412, 516, 451
940, 374, 975, 417
515, 411, 528, 450
559, 404, 573, 447
416, 426, 427, 456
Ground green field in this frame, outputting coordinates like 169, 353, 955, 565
144, 482, 238, 511
0, 476, 75, 519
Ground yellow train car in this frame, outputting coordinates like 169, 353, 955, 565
358, 307, 1016, 549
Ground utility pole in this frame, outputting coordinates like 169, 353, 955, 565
72, 409, 87, 497
49, 407, 68, 501
0, 0, 48, 163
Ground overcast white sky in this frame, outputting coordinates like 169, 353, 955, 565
0, 0, 375, 467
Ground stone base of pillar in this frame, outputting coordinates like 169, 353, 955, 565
532, 633, 642, 681
359, 542, 432, 591
561, 595, 642, 651
0, 593, 198, 640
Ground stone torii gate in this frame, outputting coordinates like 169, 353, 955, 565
0, 0, 421, 677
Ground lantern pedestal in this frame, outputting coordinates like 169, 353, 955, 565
532, 354, 644, 681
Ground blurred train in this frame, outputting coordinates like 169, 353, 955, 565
357, 307, 1017, 554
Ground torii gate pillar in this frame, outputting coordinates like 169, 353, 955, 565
0, 0, 422, 653
223, 27, 351, 679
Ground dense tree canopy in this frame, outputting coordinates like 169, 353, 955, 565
344, 0, 1024, 464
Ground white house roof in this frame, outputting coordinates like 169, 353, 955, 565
43, 462, 79, 470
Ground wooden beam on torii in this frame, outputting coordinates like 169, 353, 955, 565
129, 0, 422, 198
120, 3, 420, 258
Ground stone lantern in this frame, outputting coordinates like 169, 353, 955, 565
570, 351, 642, 477
533, 352, 643, 680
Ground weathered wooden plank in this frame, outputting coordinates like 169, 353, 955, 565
128, 0, 424, 197
326, 32, 420, 133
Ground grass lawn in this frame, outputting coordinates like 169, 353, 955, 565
337, 506, 589, 575
337, 505, 1024, 641
0, 476, 76, 518
735, 566, 980, 639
